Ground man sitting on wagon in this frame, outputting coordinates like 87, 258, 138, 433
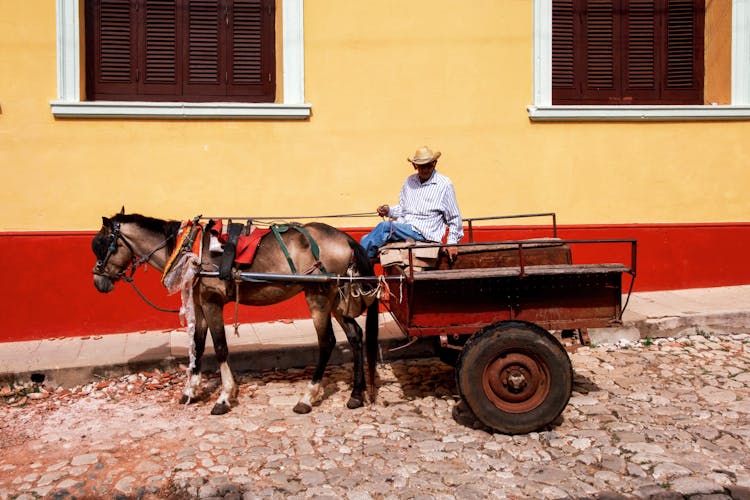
361, 146, 463, 261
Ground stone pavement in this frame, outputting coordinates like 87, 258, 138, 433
1, 285, 749, 387
0, 330, 749, 499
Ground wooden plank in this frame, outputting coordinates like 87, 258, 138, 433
411, 263, 630, 281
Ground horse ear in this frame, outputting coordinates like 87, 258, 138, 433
102, 216, 112, 228
120, 206, 125, 215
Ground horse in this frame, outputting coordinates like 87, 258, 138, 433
91, 210, 379, 415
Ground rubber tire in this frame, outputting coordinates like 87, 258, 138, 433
455, 321, 573, 435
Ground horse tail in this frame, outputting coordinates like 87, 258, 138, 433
348, 240, 380, 394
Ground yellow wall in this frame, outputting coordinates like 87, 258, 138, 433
1, 0, 749, 231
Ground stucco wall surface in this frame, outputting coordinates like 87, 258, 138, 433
0, 0, 748, 231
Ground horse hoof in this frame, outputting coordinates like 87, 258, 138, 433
293, 402, 312, 414
210, 402, 230, 415
346, 397, 364, 409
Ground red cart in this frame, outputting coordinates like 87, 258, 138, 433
379, 213, 636, 434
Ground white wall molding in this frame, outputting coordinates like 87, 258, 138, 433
528, 104, 750, 121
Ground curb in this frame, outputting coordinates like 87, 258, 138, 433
0, 336, 437, 388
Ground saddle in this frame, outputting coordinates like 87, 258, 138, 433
207, 219, 268, 280
163, 218, 326, 283
209, 219, 326, 280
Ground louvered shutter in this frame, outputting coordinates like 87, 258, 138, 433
227, 0, 275, 99
182, 0, 226, 97
581, 0, 621, 102
140, 0, 181, 96
661, 0, 703, 103
552, 0, 577, 100
552, 0, 703, 104
623, 0, 657, 100
86, 0, 275, 102
86, 0, 138, 99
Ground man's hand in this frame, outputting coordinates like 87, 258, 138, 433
444, 246, 458, 262
377, 204, 389, 217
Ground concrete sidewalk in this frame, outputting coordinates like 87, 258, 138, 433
1, 285, 749, 387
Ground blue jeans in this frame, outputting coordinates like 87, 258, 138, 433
360, 221, 427, 258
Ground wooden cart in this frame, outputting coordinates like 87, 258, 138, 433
379, 214, 636, 434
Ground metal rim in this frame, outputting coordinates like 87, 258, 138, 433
481, 350, 551, 414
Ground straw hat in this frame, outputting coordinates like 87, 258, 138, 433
408, 146, 441, 165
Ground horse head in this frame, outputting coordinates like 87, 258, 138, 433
91, 210, 181, 293
91, 214, 133, 293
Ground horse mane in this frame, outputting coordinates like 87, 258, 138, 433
111, 213, 182, 254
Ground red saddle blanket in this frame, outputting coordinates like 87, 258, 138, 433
211, 220, 269, 265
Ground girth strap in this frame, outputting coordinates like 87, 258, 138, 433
271, 224, 328, 275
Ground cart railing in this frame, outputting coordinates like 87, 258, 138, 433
464, 212, 558, 242
396, 238, 637, 279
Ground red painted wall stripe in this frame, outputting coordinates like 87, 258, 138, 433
1, 223, 749, 342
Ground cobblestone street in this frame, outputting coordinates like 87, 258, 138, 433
1, 328, 749, 499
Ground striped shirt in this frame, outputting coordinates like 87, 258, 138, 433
388, 170, 464, 244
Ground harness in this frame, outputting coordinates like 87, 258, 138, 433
270, 224, 328, 275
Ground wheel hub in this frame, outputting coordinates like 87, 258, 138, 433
483, 352, 550, 413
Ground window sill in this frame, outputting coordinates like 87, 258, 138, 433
50, 101, 311, 120
527, 104, 750, 121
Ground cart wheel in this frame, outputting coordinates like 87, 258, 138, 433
455, 321, 573, 434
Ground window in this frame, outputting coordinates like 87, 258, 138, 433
529, 0, 750, 120
53, 0, 309, 119
552, 0, 704, 105
85, 0, 275, 102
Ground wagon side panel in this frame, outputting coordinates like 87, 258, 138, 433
399, 268, 624, 336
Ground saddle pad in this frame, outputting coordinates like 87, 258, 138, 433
233, 229, 269, 264
209, 219, 269, 265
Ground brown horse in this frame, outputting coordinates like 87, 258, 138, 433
91, 211, 379, 415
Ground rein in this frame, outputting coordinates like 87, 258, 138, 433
122, 275, 180, 313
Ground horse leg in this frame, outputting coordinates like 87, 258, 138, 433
203, 300, 238, 415
293, 292, 336, 414
179, 305, 208, 404
334, 313, 366, 409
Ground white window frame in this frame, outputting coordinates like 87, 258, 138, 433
51, 0, 310, 119
528, 0, 750, 121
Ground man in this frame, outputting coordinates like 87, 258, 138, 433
361, 146, 463, 260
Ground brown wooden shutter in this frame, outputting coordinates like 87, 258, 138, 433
182, 0, 225, 98
552, 0, 576, 95
86, 0, 138, 99
227, 0, 275, 100
86, 0, 275, 102
552, 0, 703, 104
624, 0, 657, 98
581, 0, 622, 102
140, 0, 180, 96
661, 0, 704, 103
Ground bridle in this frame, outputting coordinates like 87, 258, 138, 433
93, 221, 179, 313
93, 221, 174, 281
